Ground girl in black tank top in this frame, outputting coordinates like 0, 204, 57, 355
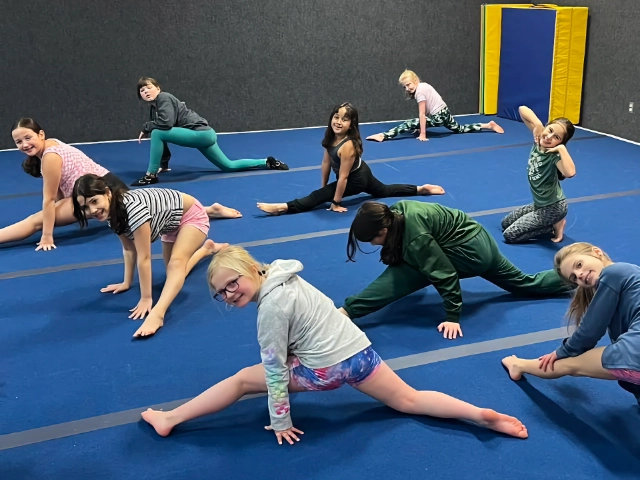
256, 102, 445, 216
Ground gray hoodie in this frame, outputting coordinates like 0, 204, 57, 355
142, 92, 210, 133
256, 259, 371, 431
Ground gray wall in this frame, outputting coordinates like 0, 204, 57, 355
553, 0, 640, 141
0, 0, 492, 149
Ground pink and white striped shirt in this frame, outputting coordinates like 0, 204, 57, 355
41, 140, 109, 198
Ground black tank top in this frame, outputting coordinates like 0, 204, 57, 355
327, 137, 362, 175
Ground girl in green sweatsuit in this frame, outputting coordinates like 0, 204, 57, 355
341, 200, 573, 339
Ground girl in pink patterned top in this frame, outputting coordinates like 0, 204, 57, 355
1, 118, 126, 251
367, 70, 504, 142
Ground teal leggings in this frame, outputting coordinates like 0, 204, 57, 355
148, 127, 267, 174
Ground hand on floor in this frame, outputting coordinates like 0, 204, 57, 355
438, 322, 463, 340
101, 282, 130, 294
265, 425, 304, 445
129, 297, 153, 320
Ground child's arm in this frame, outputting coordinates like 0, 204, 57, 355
555, 282, 617, 360
331, 141, 356, 211
38, 153, 63, 250
101, 235, 137, 294
142, 95, 178, 134
120, 234, 137, 287
130, 222, 154, 318
320, 150, 331, 187
549, 145, 576, 178
257, 303, 294, 436
518, 106, 544, 135
418, 101, 428, 140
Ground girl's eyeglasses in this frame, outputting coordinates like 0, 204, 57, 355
213, 276, 242, 301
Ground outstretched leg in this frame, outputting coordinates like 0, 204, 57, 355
354, 362, 528, 438
502, 347, 616, 381
134, 225, 207, 337
478, 229, 572, 296
0, 197, 77, 246
142, 364, 305, 436
367, 118, 420, 142
431, 108, 504, 134
258, 183, 339, 215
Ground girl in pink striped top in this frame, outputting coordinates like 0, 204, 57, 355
1, 118, 126, 251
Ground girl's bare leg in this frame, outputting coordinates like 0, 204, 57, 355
502, 347, 616, 381
142, 364, 305, 436
355, 362, 528, 438
0, 197, 76, 244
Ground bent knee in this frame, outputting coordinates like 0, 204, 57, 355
27, 213, 44, 230
166, 257, 189, 273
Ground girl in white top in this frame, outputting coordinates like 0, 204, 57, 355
367, 70, 504, 142
141, 245, 528, 445
72, 174, 240, 338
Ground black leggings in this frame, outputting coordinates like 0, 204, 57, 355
286, 161, 418, 213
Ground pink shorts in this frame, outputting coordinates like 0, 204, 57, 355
161, 200, 210, 243
608, 368, 640, 385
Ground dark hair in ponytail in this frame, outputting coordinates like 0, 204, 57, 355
12, 118, 44, 178
72, 174, 129, 234
347, 201, 405, 266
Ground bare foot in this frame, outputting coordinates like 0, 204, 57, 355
201, 238, 228, 256
141, 408, 175, 437
257, 202, 288, 215
502, 355, 523, 381
477, 409, 528, 439
207, 203, 242, 219
488, 121, 504, 134
134, 314, 164, 338
366, 133, 386, 142
551, 218, 566, 243
417, 184, 445, 195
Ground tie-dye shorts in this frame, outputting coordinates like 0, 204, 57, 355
608, 368, 640, 385
288, 346, 382, 391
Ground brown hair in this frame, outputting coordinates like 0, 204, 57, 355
136, 77, 162, 100
548, 117, 575, 144
12, 118, 44, 178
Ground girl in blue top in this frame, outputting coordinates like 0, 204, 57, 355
502, 242, 640, 404
132, 77, 289, 186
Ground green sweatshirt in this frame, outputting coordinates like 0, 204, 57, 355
345, 200, 483, 323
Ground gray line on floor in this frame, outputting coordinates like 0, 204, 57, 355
0, 327, 567, 451
0, 135, 602, 200
2, 188, 640, 281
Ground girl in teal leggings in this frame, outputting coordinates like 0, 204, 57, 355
133, 77, 289, 186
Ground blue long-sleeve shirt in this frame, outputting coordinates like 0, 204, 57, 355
555, 262, 640, 370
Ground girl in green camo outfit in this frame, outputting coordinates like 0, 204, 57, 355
367, 70, 504, 142
339, 200, 574, 340
132, 77, 289, 186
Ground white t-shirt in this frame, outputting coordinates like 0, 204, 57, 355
414, 82, 447, 115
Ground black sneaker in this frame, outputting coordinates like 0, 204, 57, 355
266, 156, 289, 170
131, 174, 159, 186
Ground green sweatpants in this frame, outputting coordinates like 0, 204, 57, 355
343, 228, 572, 320
148, 127, 267, 174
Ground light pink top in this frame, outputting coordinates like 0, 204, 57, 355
414, 82, 447, 115
41, 140, 109, 198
